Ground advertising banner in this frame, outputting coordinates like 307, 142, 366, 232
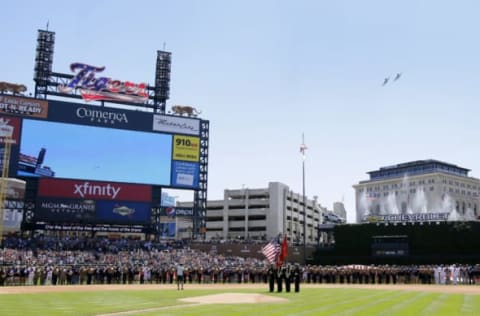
172, 135, 200, 162
158, 222, 176, 238
0, 115, 21, 145
3, 209, 23, 233
161, 193, 176, 207
38, 178, 152, 202
160, 206, 194, 217
3, 178, 26, 199
153, 114, 200, 136
35, 198, 96, 222
0, 95, 48, 119
46, 100, 155, 133
35, 197, 151, 224
171, 161, 199, 188
96, 200, 151, 224
363, 212, 450, 223
36, 223, 147, 233
0, 115, 22, 177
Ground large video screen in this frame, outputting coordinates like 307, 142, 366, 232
19, 119, 172, 185
5, 97, 202, 189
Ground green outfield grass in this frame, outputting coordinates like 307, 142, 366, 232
1, 287, 479, 316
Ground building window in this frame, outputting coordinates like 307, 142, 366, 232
430, 186, 434, 191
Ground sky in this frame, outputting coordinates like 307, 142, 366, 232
2, 0, 480, 223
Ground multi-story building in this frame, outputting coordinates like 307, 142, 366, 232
177, 182, 343, 244
353, 159, 480, 223
333, 202, 347, 221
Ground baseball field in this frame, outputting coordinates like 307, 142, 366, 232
1, 283, 480, 316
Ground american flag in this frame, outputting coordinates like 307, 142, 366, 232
261, 238, 280, 264
300, 133, 307, 156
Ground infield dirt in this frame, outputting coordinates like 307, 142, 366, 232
1, 283, 480, 295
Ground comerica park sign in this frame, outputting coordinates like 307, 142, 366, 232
58, 63, 148, 103
363, 212, 450, 223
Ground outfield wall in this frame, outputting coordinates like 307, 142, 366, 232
313, 221, 480, 265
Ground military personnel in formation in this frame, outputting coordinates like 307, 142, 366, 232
267, 264, 276, 292
285, 264, 292, 292
293, 264, 301, 293
277, 266, 285, 292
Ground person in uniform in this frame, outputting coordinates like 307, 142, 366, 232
267, 264, 276, 292
277, 265, 284, 292
293, 264, 301, 293
285, 264, 292, 292
176, 263, 184, 290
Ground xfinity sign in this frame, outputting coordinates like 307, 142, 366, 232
38, 178, 152, 202
74, 182, 120, 199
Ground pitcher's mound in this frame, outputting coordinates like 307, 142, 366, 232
180, 292, 288, 304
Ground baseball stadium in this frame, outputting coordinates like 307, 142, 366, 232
0, 29, 480, 316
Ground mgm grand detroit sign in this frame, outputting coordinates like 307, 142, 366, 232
363, 212, 451, 224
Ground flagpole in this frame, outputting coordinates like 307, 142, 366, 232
300, 134, 307, 264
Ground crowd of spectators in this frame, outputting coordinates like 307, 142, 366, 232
1, 236, 185, 253
1, 235, 480, 287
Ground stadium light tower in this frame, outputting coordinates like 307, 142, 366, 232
300, 134, 308, 264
